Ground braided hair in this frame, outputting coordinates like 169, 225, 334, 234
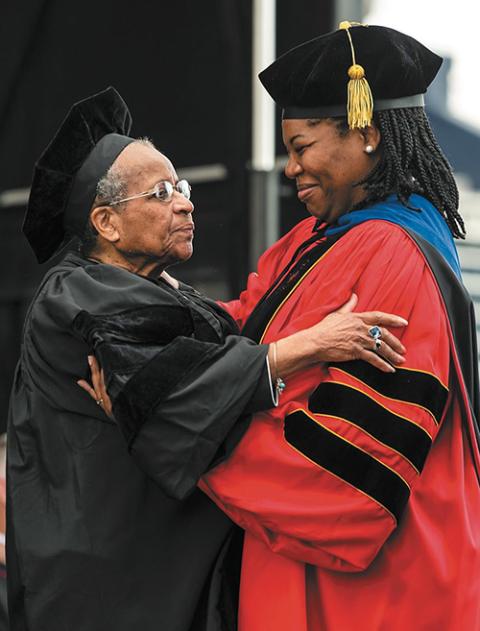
352, 107, 465, 238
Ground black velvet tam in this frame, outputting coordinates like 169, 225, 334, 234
23, 87, 134, 263
259, 24, 442, 114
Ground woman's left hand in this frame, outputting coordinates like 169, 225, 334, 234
272, 293, 407, 377
77, 355, 114, 419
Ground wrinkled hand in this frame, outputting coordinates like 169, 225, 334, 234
77, 356, 114, 419
307, 293, 407, 372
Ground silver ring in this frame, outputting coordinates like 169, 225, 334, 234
96, 398, 104, 406
368, 325, 382, 340
375, 339, 382, 352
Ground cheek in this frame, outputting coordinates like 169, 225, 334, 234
121, 213, 172, 250
326, 151, 361, 188
149, 215, 172, 240
334, 144, 367, 177
327, 145, 351, 170
145, 208, 170, 230
304, 147, 341, 178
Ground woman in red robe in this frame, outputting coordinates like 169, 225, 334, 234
200, 23, 480, 630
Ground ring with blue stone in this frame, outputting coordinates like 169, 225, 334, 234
368, 325, 382, 340
368, 325, 382, 352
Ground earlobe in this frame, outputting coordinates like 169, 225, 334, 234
360, 124, 381, 154
90, 206, 120, 243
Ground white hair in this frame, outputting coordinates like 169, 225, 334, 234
78, 138, 157, 256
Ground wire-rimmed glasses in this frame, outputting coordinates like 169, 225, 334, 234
109, 179, 191, 206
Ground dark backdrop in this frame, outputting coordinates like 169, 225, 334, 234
0, 0, 333, 432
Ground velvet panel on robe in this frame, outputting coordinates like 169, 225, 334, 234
7, 252, 274, 631
202, 216, 480, 631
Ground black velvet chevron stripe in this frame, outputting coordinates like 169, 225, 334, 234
241, 232, 342, 343
112, 337, 219, 444
284, 410, 410, 522
73, 304, 194, 346
329, 360, 448, 424
308, 382, 432, 471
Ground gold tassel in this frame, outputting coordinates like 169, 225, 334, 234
339, 21, 373, 129
347, 63, 373, 129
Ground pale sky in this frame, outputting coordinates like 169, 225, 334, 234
365, 0, 480, 130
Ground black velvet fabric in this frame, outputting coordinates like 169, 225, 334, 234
113, 337, 219, 445
328, 359, 449, 425
259, 25, 442, 109
284, 410, 410, 523
74, 304, 195, 347
73, 304, 204, 443
308, 382, 432, 472
23, 87, 132, 263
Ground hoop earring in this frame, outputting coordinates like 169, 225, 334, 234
364, 145, 374, 154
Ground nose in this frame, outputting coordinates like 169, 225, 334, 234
284, 154, 303, 180
173, 193, 194, 214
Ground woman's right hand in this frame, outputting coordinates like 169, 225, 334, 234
77, 356, 114, 419
272, 293, 407, 377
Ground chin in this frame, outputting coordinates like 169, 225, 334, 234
306, 201, 347, 225
183, 243, 194, 260
305, 201, 328, 221
169, 246, 194, 266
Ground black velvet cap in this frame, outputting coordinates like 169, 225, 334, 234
259, 24, 443, 121
23, 87, 134, 263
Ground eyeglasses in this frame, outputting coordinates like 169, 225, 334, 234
110, 179, 192, 206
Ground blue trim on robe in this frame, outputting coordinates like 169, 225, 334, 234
325, 194, 462, 279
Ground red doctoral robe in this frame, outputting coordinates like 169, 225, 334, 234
200, 216, 480, 631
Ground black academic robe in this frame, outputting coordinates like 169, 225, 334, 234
7, 252, 273, 631
0, 564, 8, 631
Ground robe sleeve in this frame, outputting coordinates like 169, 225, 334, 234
200, 222, 452, 572
97, 333, 273, 500
34, 262, 275, 501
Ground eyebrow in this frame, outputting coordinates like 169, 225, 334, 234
286, 133, 305, 146
144, 176, 177, 190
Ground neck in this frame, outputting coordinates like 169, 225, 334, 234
88, 247, 165, 280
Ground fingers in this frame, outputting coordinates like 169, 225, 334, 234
336, 293, 358, 314
360, 325, 405, 366
375, 339, 405, 367
88, 355, 102, 395
358, 348, 396, 373
77, 379, 98, 402
379, 328, 406, 356
77, 356, 103, 404
100, 368, 107, 400
359, 311, 408, 328
357, 313, 408, 367
100, 368, 113, 417
78, 355, 111, 410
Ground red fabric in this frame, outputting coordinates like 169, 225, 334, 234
201, 218, 480, 630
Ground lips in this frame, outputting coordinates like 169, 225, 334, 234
296, 184, 318, 202
175, 223, 195, 235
